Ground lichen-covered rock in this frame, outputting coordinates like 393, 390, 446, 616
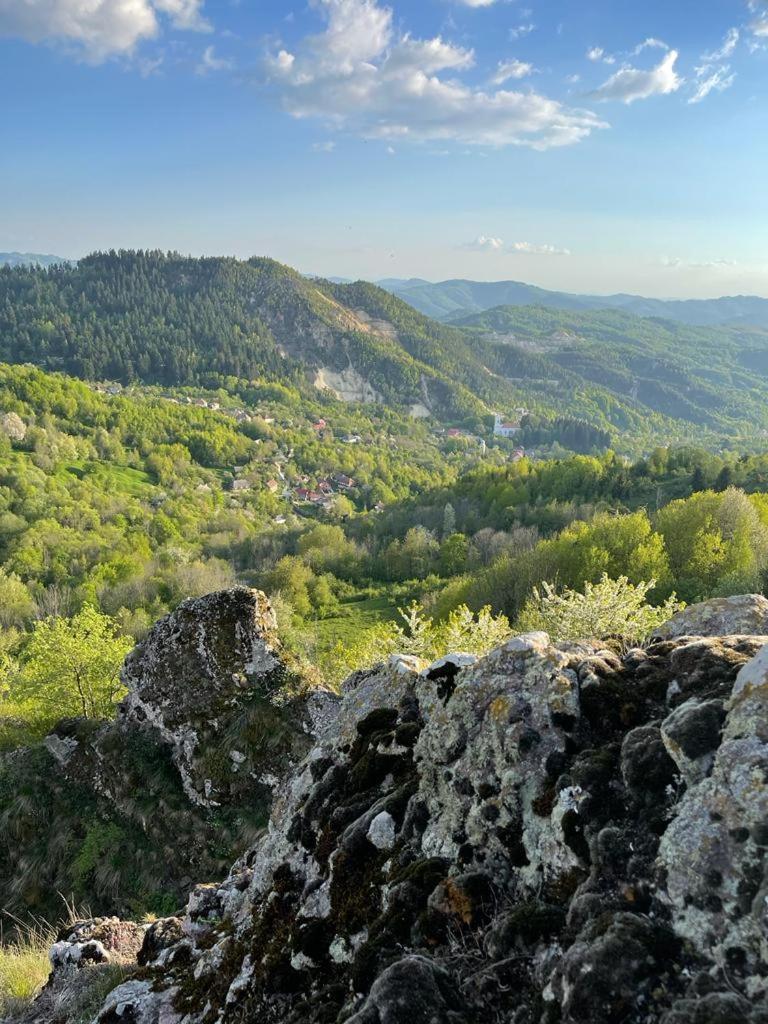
343, 956, 467, 1024
83, 612, 768, 1024
49, 918, 145, 977
659, 641, 768, 999
119, 588, 290, 806
661, 698, 726, 784
655, 594, 768, 639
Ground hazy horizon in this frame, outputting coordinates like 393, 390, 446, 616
2, 0, 767, 299
5, 248, 768, 303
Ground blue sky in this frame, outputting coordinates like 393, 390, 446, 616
1, 0, 767, 297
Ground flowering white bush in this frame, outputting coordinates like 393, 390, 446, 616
515, 574, 683, 646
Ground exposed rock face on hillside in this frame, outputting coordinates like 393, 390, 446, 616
0, 589, 323, 922
76, 622, 768, 1024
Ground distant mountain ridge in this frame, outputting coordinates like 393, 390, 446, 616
0, 251, 72, 268
3, 251, 768, 452
380, 276, 768, 328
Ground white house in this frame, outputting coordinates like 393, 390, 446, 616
493, 413, 521, 438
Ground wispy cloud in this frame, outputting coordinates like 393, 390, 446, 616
462, 235, 505, 251
689, 64, 736, 103
590, 50, 682, 104
509, 23, 535, 40
688, 28, 739, 104
587, 46, 615, 65
196, 45, 233, 74
0, 0, 210, 62
509, 240, 571, 255
662, 255, 737, 269
748, 1, 768, 38
631, 37, 669, 55
703, 27, 740, 60
265, 0, 605, 150
491, 59, 534, 85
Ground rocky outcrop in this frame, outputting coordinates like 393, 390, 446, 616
83, 622, 768, 1024
0, 589, 325, 922
49, 918, 145, 975
654, 594, 768, 639
118, 588, 290, 806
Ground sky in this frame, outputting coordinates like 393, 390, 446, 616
1, 0, 767, 298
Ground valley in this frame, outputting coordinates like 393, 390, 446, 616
2, 253, 768, 1021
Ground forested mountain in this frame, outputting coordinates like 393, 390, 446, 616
455, 304, 768, 445
0, 252, 71, 268
0, 251, 497, 424
384, 275, 768, 327
3, 251, 768, 452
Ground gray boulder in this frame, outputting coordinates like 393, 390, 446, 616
0, 589, 329, 924
119, 588, 298, 806
654, 594, 768, 639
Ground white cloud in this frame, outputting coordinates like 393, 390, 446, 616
463, 235, 505, 251
265, 0, 605, 150
631, 37, 669, 55
509, 241, 571, 255
749, 4, 768, 38
0, 0, 209, 61
587, 46, 615, 65
663, 255, 737, 270
491, 59, 534, 85
462, 237, 570, 255
312, 140, 336, 152
703, 27, 740, 60
689, 63, 736, 103
591, 50, 682, 103
688, 28, 740, 104
153, 0, 207, 31
509, 23, 535, 40
456, 0, 497, 6
196, 45, 233, 74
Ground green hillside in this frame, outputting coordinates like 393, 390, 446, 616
455, 304, 768, 446
3, 252, 768, 454
0, 252, 494, 424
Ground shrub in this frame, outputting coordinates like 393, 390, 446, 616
515, 573, 683, 646
7, 606, 133, 730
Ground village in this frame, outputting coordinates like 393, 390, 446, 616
88, 381, 531, 518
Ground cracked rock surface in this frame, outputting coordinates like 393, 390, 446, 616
77, 617, 768, 1024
